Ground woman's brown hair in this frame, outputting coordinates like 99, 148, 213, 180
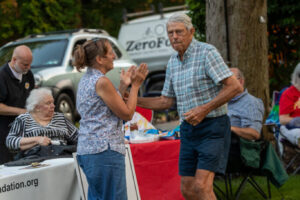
73, 38, 109, 72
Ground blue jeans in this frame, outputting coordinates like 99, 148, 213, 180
77, 148, 127, 200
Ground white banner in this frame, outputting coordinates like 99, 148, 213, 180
0, 158, 80, 200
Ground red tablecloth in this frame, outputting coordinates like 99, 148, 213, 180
130, 140, 184, 200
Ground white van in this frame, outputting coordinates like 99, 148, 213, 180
118, 10, 187, 95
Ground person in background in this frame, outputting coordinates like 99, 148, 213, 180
136, 13, 242, 200
6, 88, 78, 153
228, 68, 264, 141
279, 62, 300, 148
73, 38, 148, 200
227, 68, 264, 171
0, 45, 35, 164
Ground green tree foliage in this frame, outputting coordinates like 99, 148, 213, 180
0, 0, 19, 43
0, 0, 185, 45
80, 0, 125, 37
0, 0, 81, 46
268, 0, 300, 91
80, 0, 185, 37
186, 0, 205, 41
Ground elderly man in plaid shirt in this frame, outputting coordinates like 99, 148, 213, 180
226, 68, 264, 172
137, 13, 242, 200
228, 68, 264, 141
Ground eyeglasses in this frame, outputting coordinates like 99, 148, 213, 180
91, 37, 99, 43
167, 29, 186, 37
91, 38, 100, 50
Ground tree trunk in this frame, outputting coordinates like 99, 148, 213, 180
206, 0, 228, 62
206, 0, 270, 138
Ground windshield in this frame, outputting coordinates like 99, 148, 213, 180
0, 39, 68, 68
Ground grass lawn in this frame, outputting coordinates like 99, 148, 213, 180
214, 174, 300, 200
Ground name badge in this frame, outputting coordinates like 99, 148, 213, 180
25, 82, 30, 89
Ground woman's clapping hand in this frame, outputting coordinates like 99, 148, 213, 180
120, 66, 136, 87
131, 63, 148, 87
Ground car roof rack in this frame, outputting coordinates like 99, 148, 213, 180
22, 28, 109, 39
122, 3, 188, 23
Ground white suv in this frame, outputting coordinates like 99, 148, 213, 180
0, 29, 136, 122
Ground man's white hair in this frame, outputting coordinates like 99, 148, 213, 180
167, 12, 193, 30
26, 88, 52, 112
291, 62, 300, 90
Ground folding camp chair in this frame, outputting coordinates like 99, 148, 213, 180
213, 174, 231, 200
213, 134, 278, 200
265, 88, 300, 174
278, 137, 300, 174
225, 135, 273, 200
274, 125, 300, 174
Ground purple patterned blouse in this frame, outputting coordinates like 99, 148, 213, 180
76, 68, 125, 155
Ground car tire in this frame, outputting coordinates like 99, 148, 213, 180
55, 93, 75, 123
147, 81, 165, 94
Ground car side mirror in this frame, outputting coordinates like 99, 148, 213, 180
69, 59, 74, 67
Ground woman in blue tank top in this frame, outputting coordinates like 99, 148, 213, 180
73, 38, 148, 200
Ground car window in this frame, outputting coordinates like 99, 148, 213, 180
73, 39, 87, 49
0, 46, 14, 66
71, 39, 87, 67
0, 39, 68, 68
109, 41, 122, 59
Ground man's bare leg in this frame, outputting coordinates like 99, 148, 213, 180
181, 169, 216, 200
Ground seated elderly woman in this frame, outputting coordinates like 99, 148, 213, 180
6, 88, 78, 153
279, 62, 300, 148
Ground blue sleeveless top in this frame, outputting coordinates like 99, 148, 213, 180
76, 67, 124, 155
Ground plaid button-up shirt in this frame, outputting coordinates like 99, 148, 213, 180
228, 89, 264, 133
162, 39, 233, 120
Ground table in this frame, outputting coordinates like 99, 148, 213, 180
130, 139, 184, 200
0, 158, 80, 200
0, 140, 184, 200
